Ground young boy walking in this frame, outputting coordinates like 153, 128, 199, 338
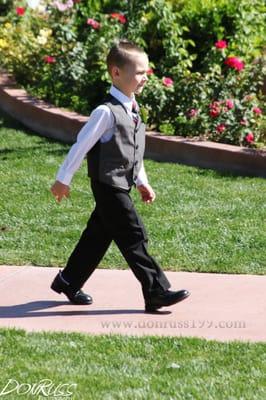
50, 40, 190, 312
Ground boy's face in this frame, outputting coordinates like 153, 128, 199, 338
111, 53, 149, 98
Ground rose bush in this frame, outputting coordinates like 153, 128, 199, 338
144, 41, 265, 147
0, 0, 265, 147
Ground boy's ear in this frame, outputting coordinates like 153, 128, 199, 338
110, 65, 120, 78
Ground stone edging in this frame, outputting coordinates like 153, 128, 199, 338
0, 71, 265, 178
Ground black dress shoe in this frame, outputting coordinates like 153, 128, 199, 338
145, 289, 190, 312
51, 271, 93, 305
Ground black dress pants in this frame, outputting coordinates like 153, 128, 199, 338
62, 179, 170, 299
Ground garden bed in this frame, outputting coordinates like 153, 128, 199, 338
0, 71, 265, 178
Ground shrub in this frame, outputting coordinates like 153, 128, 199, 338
0, 0, 14, 16
0, 0, 265, 147
174, 0, 266, 69
143, 43, 265, 146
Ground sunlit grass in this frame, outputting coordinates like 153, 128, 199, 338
0, 111, 265, 274
0, 328, 265, 400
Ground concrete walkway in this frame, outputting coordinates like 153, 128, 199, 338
0, 265, 265, 343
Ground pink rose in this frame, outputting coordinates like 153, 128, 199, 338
147, 68, 154, 75
210, 101, 220, 108
162, 77, 174, 87
210, 109, 220, 117
187, 109, 198, 118
215, 40, 227, 49
216, 124, 226, 133
209, 102, 221, 118
53, 0, 73, 12
224, 56, 244, 71
110, 13, 127, 24
225, 99, 234, 109
43, 55, 56, 64
253, 107, 262, 115
245, 132, 254, 143
16, 7, 25, 16
87, 18, 101, 29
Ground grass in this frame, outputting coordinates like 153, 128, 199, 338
0, 114, 265, 400
0, 110, 265, 274
0, 328, 265, 400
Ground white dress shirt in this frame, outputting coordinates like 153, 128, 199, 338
56, 85, 149, 187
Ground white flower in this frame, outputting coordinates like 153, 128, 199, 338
37, 4, 47, 13
37, 35, 48, 45
40, 28, 53, 38
27, 0, 41, 9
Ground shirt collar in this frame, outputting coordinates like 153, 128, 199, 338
110, 85, 136, 113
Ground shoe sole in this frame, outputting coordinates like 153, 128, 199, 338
145, 291, 190, 312
69, 299, 93, 305
50, 282, 93, 305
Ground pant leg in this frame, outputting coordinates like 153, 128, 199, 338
91, 180, 170, 298
62, 207, 112, 290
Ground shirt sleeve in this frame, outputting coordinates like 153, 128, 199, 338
135, 161, 149, 187
56, 105, 113, 185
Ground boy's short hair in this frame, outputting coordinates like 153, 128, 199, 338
106, 39, 146, 73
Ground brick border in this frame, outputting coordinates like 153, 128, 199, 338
0, 71, 265, 178
0, 72, 87, 143
145, 134, 266, 177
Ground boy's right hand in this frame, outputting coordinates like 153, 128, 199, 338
50, 180, 70, 203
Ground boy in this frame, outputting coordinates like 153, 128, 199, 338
50, 39, 190, 312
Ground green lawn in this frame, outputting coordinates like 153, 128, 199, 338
0, 110, 265, 274
0, 328, 265, 400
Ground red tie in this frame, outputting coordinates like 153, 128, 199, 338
132, 100, 139, 125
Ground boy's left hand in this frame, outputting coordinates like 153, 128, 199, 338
137, 184, 156, 203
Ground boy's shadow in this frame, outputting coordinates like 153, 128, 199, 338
0, 301, 171, 318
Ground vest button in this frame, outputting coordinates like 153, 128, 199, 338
134, 161, 138, 166
135, 144, 139, 149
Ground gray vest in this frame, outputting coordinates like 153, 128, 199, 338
87, 95, 146, 189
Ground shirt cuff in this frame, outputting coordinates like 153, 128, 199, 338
135, 163, 149, 187
56, 168, 73, 186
